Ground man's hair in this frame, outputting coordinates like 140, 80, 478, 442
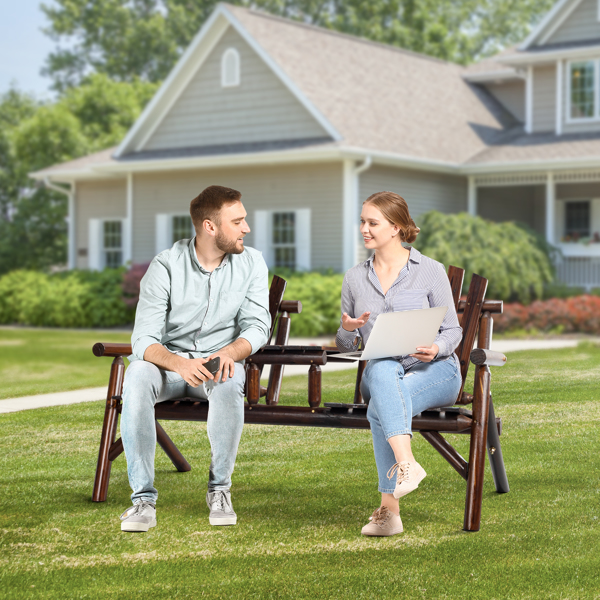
190, 185, 242, 228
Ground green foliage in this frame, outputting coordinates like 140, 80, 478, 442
0, 268, 130, 328
272, 270, 344, 337
413, 211, 554, 303
41, 0, 555, 90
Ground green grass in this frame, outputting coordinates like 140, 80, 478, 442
0, 328, 131, 399
1, 345, 600, 598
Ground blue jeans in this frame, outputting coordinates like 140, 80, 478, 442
120, 358, 246, 504
362, 357, 461, 494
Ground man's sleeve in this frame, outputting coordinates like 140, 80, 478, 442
131, 258, 171, 361
236, 257, 271, 354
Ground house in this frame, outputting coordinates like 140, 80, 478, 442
32, 0, 600, 288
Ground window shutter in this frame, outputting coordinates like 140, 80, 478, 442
295, 209, 311, 271
253, 210, 272, 267
88, 219, 102, 271
155, 214, 171, 255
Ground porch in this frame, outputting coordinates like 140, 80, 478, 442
468, 169, 600, 290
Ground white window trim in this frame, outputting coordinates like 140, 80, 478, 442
221, 47, 240, 87
565, 58, 600, 124
253, 209, 311, 271
563, 198, 592, 239
155, 213, 194, 256
89, 218, 127, 270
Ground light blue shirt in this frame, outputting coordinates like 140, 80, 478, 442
131, 238, 271, 361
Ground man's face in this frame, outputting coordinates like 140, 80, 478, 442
214, 201, 250, 254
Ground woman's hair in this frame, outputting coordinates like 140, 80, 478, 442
364, 191, 420, 244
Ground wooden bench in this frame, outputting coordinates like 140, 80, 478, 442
92, 268, 508, 532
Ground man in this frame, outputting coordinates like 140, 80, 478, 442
119, 185, 271, 533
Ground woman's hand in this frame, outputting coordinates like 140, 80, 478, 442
341, 311, 371, 332
410, 344, 439, 363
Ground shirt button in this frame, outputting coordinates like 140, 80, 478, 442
204, 322, 208, 326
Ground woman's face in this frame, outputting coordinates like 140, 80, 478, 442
359, 202, 399, 251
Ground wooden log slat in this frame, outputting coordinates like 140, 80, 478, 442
470, 348, 507, 367
280, 300, 302, 314
156, 420, 191, 472
458, 299, 502, 314
447, 266, 465, 311
247, 350, 327, 366
266, 311, 291, 406
108, 437, 124, 462
93, 343, 133, 358
420, 431, 468, 480
246, 363, 260, 405
267, 276, 287, 341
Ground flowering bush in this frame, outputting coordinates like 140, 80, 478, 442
495, 295, 600, 334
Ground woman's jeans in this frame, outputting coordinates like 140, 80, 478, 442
362, 357, 462, 494
120, 358, 246, 505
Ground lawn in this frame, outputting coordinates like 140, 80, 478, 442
0, 328, 132, 399
1, 344, 599, 599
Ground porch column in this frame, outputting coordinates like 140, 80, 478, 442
125, 173, 133, 264
545, 172, 555, 244
467, 176, 477, 216
342, 160, 356, 271
525, 66, 533, 134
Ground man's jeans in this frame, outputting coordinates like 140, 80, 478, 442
362, 357, 461, 494
121, 358, 245, 504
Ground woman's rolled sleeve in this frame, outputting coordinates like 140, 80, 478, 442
335, 275, 361, 352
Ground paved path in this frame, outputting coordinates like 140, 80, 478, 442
1, 337, 596, 414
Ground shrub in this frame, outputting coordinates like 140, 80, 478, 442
414, 211, 554, 303
495, 295, 600, 334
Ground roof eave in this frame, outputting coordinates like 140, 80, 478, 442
462, 70, 524, 83
461, 155, 600, 174
497, 43, 600, 66
519, 0, 580, 50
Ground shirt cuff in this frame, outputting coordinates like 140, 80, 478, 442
336, 327, 359, 351
239, 328, 268, 355
434, 337, 449, 359
132, 335, 162, 362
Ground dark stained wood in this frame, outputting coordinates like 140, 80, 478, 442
454, 274, 488, 401
280, 300, 302, 314
92, 357, 125, 502
246, 363, 260, 405
447, 266, 465, 310
458, 299, 502, 314
464, 365, 492, 531
308, 364, 322, 408
267, 276, 287, 341
487, 397, 509, 494
247, 347, 327, 366
266, 311, 291, 406
420, 431, 468, 480
155, 420, 191, 472
470, 348, 507, 367
108, 437, 124, 462
93, 343, 132, 358
353, 361, 367, 404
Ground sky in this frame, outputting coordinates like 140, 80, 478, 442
0, 0, 57, 99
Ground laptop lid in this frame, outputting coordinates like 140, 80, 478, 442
361, 306, 448, 360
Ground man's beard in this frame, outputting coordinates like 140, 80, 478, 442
215, 230, 244, 254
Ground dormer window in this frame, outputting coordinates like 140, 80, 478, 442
221, 48, 240, 87
568, 60, 598, 120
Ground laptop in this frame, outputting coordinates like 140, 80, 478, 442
335, 306, 448, 361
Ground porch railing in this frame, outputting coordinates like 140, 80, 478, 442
555, 257, 600, 290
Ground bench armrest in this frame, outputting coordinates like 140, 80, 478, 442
93, 343, 133, 358
470, 348, 507, 367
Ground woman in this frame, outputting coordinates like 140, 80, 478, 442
336, 191, 463, 536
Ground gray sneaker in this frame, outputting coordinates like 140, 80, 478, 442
120, 500, 156, 532
206, 490, 237, 526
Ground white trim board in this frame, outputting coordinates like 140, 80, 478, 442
520, 0, 585, 50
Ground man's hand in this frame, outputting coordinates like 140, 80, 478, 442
205, 350, 236, 382
341, 311, 371, 332
175, 356, 215, 387
409, 344, 439, 363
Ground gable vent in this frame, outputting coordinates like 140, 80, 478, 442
221, 48, 240, 87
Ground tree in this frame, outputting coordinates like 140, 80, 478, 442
41, 0, 554, 90
413, 211, 554, 303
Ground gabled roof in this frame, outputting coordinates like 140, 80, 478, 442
519, 0, 584, 50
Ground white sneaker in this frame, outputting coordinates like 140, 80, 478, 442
361, 506, 403, 537
206, 490, 237, 526
388, 461, 427, 499
120, 500, 156, 532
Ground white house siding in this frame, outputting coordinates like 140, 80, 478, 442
478, 186, 546, 235
545, 0, 600, 45
144, 26, 328, 151
130, 162, 344, 269
484, 80, 525, 122
75, 179, 127, 269
532, 66, 556, 132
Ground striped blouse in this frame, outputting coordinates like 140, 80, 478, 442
335, 247, 463, 370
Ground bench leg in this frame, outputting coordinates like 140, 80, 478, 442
156, 420, 191, 472
487, 397, 509, 494
92, 357, 125, 502
464, 366, 491, 531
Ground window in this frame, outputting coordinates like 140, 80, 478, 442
565, 201, 590, 240
253, 209, 311, 271
272, 212, 296, 268
570, 61, 596, 119
103, 221, 123, 268
172, 215, 193, 244
221, 48, 240, 87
